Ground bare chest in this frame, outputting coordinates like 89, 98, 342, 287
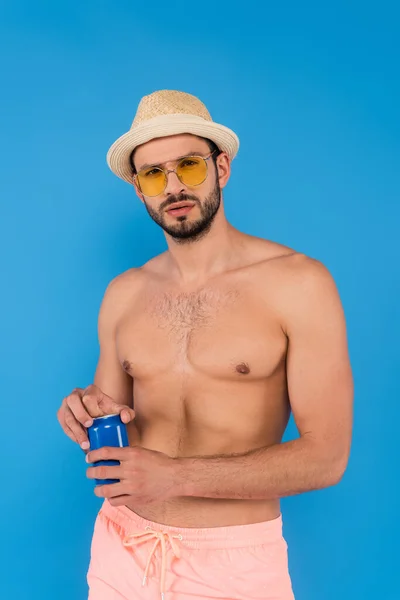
148, 288, 238, 343
117, 286, 286, 381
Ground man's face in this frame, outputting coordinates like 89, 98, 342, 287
133, 134, 226, 244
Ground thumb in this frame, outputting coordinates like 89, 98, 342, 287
98, 392, 135, 424
118, 406, 135, 424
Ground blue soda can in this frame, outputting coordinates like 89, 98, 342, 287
87, 414, 129, 485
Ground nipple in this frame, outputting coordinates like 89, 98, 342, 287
235, 362, 250, 375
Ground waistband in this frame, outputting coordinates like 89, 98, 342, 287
99, 500, 284, 550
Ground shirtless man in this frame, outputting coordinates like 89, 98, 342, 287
57, 90, 353, 600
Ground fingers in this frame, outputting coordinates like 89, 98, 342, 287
58, 384, 135, 449
82, 385, 135, 423
108, 495, 132, 507
86, 446, 135, 464
94, 482, 126, 499
96, 392, 135, 424
66, 389, 94, 426
63, 421, 79, 444
86, 465, 123, 481
119, 406, 136, 424
63, 405, 90, 449
80, 386, 105, 420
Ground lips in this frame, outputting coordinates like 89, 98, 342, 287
165, 201, 196, 218
166, 201, 196, 212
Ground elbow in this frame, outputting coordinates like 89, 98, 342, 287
326, 451, 350, 487
303, 435, 352, 489
329, 463, 346, 486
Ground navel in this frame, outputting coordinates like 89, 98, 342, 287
235, 362, 251, 375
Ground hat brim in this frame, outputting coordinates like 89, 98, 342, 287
106, 114, 240, 185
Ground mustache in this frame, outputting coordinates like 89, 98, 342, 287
161, 193, 199, 211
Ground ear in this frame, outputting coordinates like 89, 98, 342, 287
215, 152, 231, 190
132, 175, 145, 204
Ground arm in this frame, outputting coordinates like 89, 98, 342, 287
93, 275, 133, 408
176, 258, 354, 500
57, 273, 135, 447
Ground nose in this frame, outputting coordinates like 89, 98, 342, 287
164, 170, 186, 196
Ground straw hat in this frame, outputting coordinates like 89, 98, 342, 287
106, 90, 240, 185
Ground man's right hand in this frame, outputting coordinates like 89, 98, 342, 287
57, 384, 135, 450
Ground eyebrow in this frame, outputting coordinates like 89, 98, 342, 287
137, 152, 205, 173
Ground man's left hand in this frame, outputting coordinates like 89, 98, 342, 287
86, 446, 183, 506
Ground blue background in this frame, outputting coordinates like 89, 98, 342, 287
1, 1, 399, 598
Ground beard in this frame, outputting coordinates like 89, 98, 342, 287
143, 179, 221, 245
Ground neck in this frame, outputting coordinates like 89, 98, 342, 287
164, 203, 242, 285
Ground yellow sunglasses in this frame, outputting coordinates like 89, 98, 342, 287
134, 151, 217, 197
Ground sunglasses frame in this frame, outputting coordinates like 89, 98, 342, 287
134, 150, 218, 197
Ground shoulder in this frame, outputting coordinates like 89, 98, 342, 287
99, 252, 168, 316
246, 236, 335, 290
103, 251, 168, 297
103, 267, 143, 301
98, 267, 147, 329
268, 251, 336, 290
266, 252, 344, 335
246, 239, 343, 328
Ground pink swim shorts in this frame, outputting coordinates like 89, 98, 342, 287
87, 500, 295, 600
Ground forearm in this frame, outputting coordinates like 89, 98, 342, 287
175, 437, 346, 501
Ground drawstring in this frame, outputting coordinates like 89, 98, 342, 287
123, 526, 183, 599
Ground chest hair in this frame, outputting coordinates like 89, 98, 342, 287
148, 288, 238, 336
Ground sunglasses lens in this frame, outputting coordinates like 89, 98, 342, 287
177, 157, 207, 186
137, 168, 166, 196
